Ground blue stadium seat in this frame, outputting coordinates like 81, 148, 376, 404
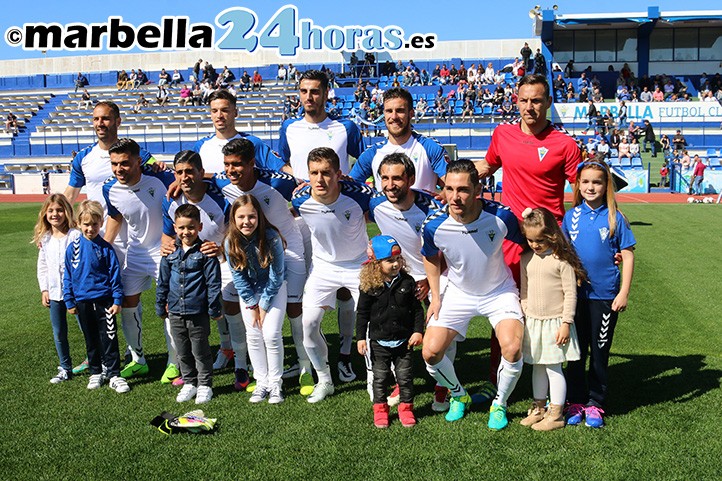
610, 148, 618, 158
631, 157, 643, 168
610, 158, 621, 167
620, 158, 632, 168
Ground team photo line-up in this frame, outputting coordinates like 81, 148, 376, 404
37, 71, 635, 430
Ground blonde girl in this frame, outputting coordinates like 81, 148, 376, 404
562, 161, 636, 428
519, 207, 586, 431
34, 194, 81, 383
225, 194, 287, 404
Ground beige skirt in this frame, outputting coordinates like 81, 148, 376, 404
523, 316, 581, 365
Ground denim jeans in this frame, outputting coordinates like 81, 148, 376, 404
49, 300, 72, 371
370, 340, 414, 404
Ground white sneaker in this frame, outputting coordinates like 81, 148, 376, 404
195, 386, 213, 404
249, 386, 269, 403
87, 373, 105, 390
109, 376, 130, 393
268, 386, 285, 404
307, 381, 335, 403
281, 363, 300, 379
50, 367, 71, 384
176, 384, 198, 402
337, 361, 356, 383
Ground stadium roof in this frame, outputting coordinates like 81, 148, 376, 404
552, 8, 722, 29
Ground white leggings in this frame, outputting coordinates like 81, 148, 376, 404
240, 283, 287, 389
532, 363, 566, 406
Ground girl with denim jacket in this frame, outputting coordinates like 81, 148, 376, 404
225, 195, 287, 404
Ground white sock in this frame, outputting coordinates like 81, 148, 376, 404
337, 298, 355, 356
426, 355, 465, 397
494, 356, 522, 406
532, 364, 549, 400
546, 363, 566, 406
316, 367, 333, 384
302, 307, 329, 374
164, 317, 177, 366
121, 306, 145, 363
225, 313, 248, 370
445, 339, 458, 363
216, 316, 232, 350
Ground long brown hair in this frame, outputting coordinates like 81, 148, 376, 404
572, 161, 627, 238
224, 194, 284, 270
32, 194, 75, 246
359, 256, 407, 293
521, 207, 588, 286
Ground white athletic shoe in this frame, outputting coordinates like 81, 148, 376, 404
337, 361, 356, 383
176, 384, 198, 402
249, 386, 270, 403
87, 373, 105, 390
195, 386, 213, 404
281, 363, 301, 379
307, 382, 335, 403
268, 386, 285, 404
50, 367, 71, 384
109, 376, 130, 394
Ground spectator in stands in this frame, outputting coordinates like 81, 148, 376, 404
415, 97, 429, 122
609, 128, 621, 150
640, 86, 652, 102
41, 168, 50, 194
566, 82, 576, 102
617, 100, 628, 128
74, 72, 89, 92
328, 98, 341, 118
436, 95, 452, 123
672, 129, 687, 151
616, 86, 631, 102
499, 97, 514, 120
618, 137, 632, 159
448, 64, 459, 84
592, 87, 604, 103
238, 71, 251, 92
252, 70, 263, 91
520, 42, 533, 72
430, 64, 441, 84
642, 120, 657, 157
179, 84, 192, 106
652, 87, 664, 102
564, 60, 574, 78
191, 83, 202, 106
533, 49, 547, 76
553, 74, 565, 100
202, 61, 216, 83
158, 69, 169, 86
289, 95, 300, 117
579, 87, 589, 103
77, 88, 93, 110
117, 70, 129, 90
200, 79, 215, 104
480, 88, 494, 109
460, 98, 475, 122
660, 134, 671, 155
597, 138, 610, 158
277, 64, 287, 85
288, 64, 297, 85
170, 69, 183, 88
663, 79, 675, 100
679, 150, 691, 170
602, 112, 615, 134
479, 62, 493, 85
577, 72, 589, 92
629, 138, 640, 157
439, 64, 450, 85
458, 63, 467, 82
627, 121, 641, 141
132, 93, 149, 113
128, 69, 137, 89
702, 90, 717, 102
136, 69, 149, 88
467, 64, 477, 85
192, 59, 202, 83
357, 100, 370, 136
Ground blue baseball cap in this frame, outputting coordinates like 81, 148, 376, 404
369, 235, 402, 261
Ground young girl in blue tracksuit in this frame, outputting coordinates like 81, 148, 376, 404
34, 194, 81, 384
63, 200, 128, 394
225, 194, 287, 404
562, 161, 636, 428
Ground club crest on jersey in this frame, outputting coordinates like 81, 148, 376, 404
208, 213, 215, 221
487, 230, 496, 241
327, 131, 334, 141
537, 147, 549, 162
415, 223, 421, 233
148, 187, 155, 198
344, 209, 351, 220
263, 196, 270, 205
599, 227, 609, 242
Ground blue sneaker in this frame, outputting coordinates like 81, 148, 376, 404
445, 393, 471, 422
565, 403, 585, 426
584, 406, 605, 428
488, 403, 509, 431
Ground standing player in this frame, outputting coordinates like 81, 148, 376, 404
279, 69, 365, 381
211, 138, 313, 395
421, 160, 526, 430
103, 139, 176, 381
475, 74, 582, 384
160, 151, 230, 384
350, 88, 448, 192
291, 147, 374, 403
193, 89, 288, 372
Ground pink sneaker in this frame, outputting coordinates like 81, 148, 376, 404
172, 377, 185, 387
584, 406, 605, 428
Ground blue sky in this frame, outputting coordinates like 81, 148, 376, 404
1, 0, 715, 60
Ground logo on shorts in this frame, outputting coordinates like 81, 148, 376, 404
537, 147, 548, 162
263, 195, 270, 205
599, 227, 609, 242
148, 187, 155, 198
344, 209, 351, 220
487, 230, 496, 241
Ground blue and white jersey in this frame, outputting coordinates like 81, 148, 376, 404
350, 131, 448, 192
213, 168, 304, 260
562, 202, 636, 300
103, 168, 175, 255
369, 189, 441, 280
162, 182, 230, 246
193, 132, 285, 174
68, 142, 155, 210
421, 201, 524, 296
291, 180, 373, 269
279, 116, 363, 180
